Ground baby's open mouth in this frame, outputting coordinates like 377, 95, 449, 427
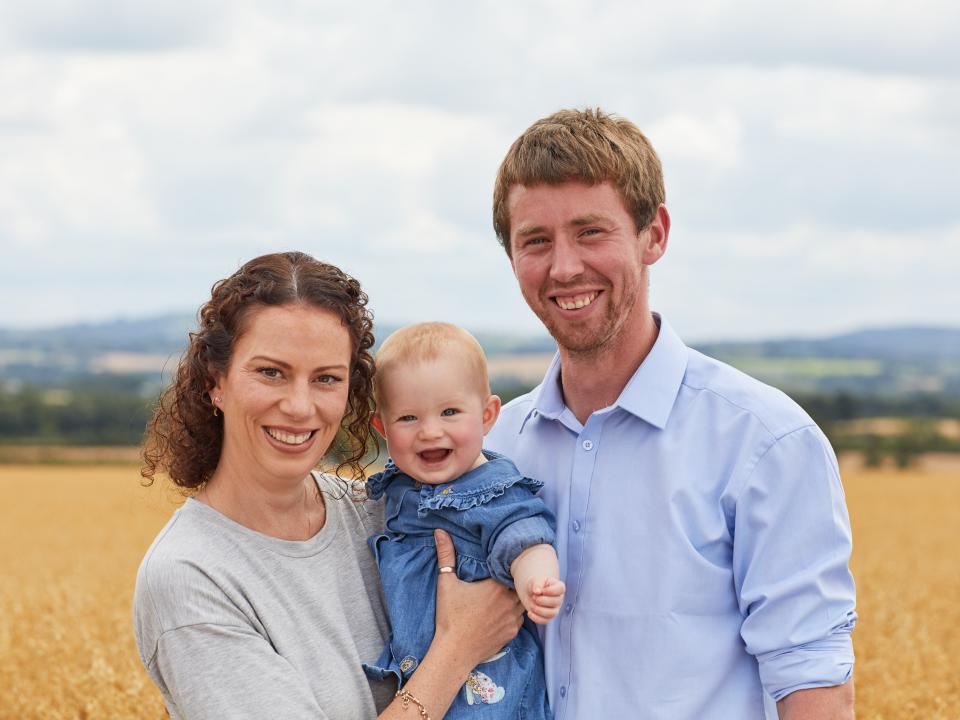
418, 449, 452, 463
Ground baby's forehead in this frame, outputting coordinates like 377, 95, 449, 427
378, 352, 488, 399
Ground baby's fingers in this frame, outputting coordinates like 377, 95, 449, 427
528, 605, 560, 624
533, 591, 564, 610
540, 578, 566, 598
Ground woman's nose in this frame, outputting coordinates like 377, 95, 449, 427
279, 383, 313, 419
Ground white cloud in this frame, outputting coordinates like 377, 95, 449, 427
0, 0, 957, 339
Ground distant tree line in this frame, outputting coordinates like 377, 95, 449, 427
2, 379, 959, 466
0, 377, 153, 446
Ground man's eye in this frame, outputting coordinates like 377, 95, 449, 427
526, 237, 548, 246
441, 408, 459, 417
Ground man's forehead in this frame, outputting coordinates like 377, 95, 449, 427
508, 181, 628, 232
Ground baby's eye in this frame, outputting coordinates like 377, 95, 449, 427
398, 415, 417, 422
257, 367, 283, 379
440, 408, 459, 417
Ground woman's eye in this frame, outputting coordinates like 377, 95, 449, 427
258, 367, 282, 379
441, 408, 459, 417
315, 374, 340, 385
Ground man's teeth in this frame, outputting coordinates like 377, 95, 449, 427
266, 428, 313, 445
556, 292, 598, 310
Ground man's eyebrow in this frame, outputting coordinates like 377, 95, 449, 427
514, 224, 546, 237
515, 215, 614, 237
571, 213, 613, 226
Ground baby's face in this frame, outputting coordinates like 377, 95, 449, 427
374, 353, 499, 485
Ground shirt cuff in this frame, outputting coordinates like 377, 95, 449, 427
487, 516, 556, 587
757, 624, 855, 701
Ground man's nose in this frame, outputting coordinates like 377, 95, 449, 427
549, 237, 585, 282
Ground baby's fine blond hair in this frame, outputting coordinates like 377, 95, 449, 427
374, 322, 490, 410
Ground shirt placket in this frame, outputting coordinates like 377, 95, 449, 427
555, 412, 604, 718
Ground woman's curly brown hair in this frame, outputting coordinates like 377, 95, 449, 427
141, 251, 376, 490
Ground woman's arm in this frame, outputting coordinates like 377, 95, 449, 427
378, 529, 524, 720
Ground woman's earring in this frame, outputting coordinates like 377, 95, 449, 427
213, 395, 222, 417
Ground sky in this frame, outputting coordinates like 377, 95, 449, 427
1, 0, 958, 342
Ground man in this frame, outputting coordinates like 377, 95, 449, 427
484, 109, 856, 720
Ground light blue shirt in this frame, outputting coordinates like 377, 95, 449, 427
485, 316, 856, 720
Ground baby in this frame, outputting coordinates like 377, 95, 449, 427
363, 322, 564, 719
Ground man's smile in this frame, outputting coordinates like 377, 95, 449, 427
552, 291, 600, 311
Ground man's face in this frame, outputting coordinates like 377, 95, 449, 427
507, 180, 664, 356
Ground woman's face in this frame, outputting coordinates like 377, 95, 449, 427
212, 303, 352, 486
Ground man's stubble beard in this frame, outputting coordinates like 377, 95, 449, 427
533, 277, 643, 361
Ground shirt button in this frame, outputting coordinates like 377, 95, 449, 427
559, 686, 567, 698
581, 439, 593, 451
565, 603, 572, 614
572, 520, 581, 532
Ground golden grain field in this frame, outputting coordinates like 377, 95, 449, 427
1, 459, 958, 719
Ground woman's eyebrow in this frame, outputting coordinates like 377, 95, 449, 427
248, 355, 348, 372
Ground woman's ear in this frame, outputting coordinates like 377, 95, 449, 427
482, 394, 502, 434
209, 374, 224, 414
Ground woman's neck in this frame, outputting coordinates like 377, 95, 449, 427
198, 457, 325, 541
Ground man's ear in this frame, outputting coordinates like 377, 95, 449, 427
641, 204, 670, 266
371, 412, 386, 437
482, 394, 502, 434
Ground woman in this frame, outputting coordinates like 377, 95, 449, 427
134, 251, 523, 719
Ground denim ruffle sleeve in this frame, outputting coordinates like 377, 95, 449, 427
365, 460, 402, 501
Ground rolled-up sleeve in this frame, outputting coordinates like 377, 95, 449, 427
477, 487, 557, 588
732, 425, 857, 701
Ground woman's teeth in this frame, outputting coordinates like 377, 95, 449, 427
556, 292, 598, 310
266, 428, 313, 445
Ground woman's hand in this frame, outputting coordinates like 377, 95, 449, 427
378, 530, 525, 719
433, 528, 524, 670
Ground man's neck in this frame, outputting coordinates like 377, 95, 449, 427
559, 312, 660, 425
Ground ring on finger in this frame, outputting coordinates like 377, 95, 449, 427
439, 566, 455, 574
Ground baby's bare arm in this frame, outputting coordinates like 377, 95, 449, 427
510, 543, 565, 624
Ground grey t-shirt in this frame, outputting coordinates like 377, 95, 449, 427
133, 473, 393, 720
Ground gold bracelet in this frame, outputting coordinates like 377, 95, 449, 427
395, 689, 431, 719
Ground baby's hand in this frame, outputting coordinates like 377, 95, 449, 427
523, 577, 566, 625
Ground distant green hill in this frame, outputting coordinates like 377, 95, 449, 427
2, 316, 959, 398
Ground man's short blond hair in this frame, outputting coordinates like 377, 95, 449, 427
374, 322, 490, 410
492, 107, 665, 257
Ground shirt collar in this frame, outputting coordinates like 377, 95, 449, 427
521, 314, 688, 432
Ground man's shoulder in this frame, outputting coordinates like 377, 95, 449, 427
681, 348, 816, 440
492, 386, 539, 432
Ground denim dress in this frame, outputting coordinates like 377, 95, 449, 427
363, 450, 555, 719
